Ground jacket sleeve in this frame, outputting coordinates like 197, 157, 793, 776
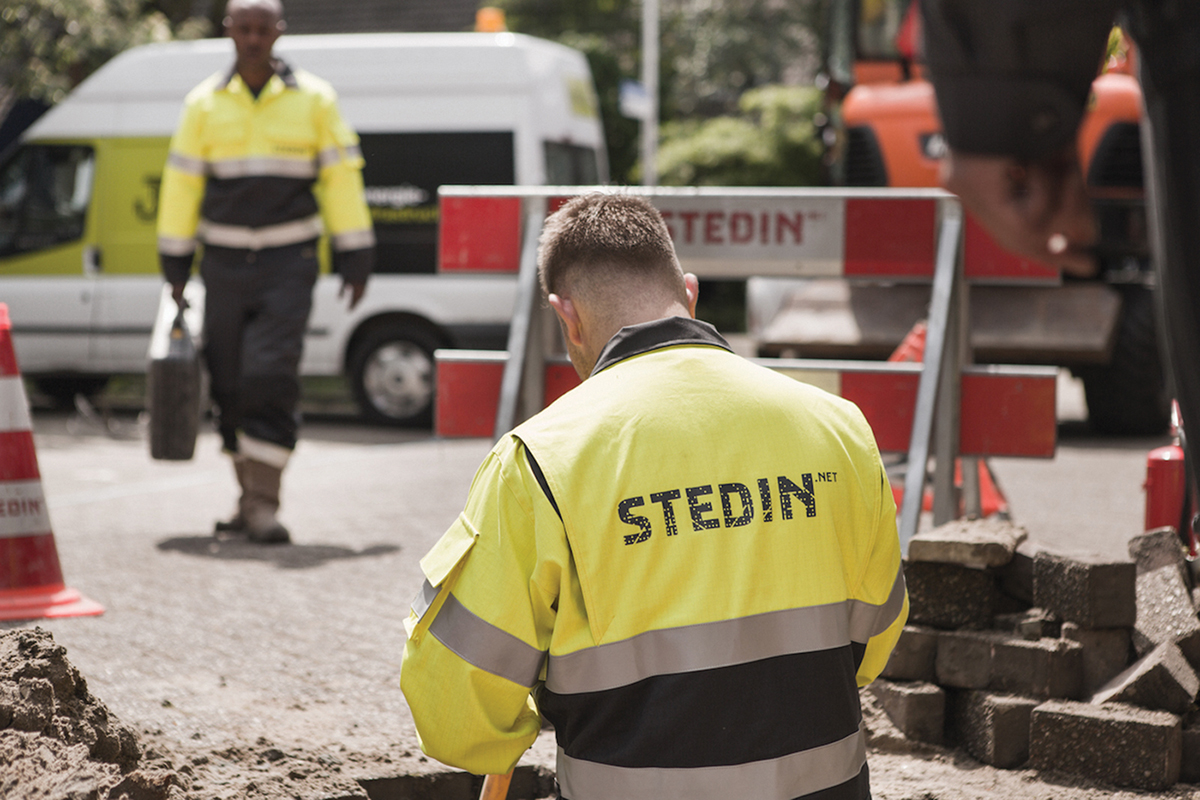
850, 452, 908, 687
156, 91, 208, 286
400, 440, 563, 775
312, 90, 375, 285
920, 0, 1121, 160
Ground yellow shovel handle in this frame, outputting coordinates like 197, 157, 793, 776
480, 770, 514, 800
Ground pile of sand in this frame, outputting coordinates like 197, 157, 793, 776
0, 627, 181, 800
0, 628, 375, 800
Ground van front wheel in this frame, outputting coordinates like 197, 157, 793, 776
347, 324, 441, 426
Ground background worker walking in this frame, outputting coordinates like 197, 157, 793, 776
156, 0, 375, 543
401, 194, 907, 800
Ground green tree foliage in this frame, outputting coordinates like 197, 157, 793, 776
656, 84, 824, 186
493, 0, 641, 38
556, 31, 643, 187
0, 0, 210, 107
492, 0, 822, 185
493, 0, 642, 182
660, 0, 821, 119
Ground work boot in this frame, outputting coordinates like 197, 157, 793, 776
214, 454, 247, 534
240, 457, 291, 544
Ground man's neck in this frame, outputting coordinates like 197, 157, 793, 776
238, 61, 276, 94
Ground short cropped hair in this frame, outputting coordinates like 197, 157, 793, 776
226, 0, 284, 19
538, 193, 685, 303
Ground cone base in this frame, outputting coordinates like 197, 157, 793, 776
0, 584, 104, 622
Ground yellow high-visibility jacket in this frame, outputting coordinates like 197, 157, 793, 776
157, 60, 374, 286
401, 317, 908, 800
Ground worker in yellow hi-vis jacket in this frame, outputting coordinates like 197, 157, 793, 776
401, 193, 907, 800
156, 0, 374, 544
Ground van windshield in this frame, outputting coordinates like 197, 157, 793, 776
545, 142, 599, 185
0, 144, 94, 258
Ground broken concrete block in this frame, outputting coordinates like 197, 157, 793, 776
936, 630, 1083, 698
951, 690, 1037, 769
1030, 700, 1182, 791
869, 679, 945, 745
1062, 622, 1132, 696
880, 625, 938, 682
1133, 564, 1200, 668
907, 517, 1027, 570
935, 630, 996, 689
997, 539, 1040, 606
991, 635, 1083, 700
1033, 551, 1135, 629
1092, 642, 1200, 716
905, 560, 997, 630
1129, 526, 1189, 584
1183, 719, 1200, 784
859, 686, 923, 754
995, 608, 1061, 641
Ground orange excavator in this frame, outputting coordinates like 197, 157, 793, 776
753, 0, 1166, 436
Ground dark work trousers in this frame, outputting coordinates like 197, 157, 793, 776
1129, 1, 1200, 502
199, 240, 319, 454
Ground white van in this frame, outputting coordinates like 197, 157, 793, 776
0, 32, 607, 423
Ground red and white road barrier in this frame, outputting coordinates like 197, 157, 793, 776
0, 303, 104, 621
435, 350, 1055, 459
438, 187, 1060, 282
433, 187, 1058, 547
436, 351, 579, 439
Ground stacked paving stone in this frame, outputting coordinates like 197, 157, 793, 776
872, 519, 1200, 791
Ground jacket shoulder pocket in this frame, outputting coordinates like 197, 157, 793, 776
421, 514, 479, 587
406, 515, 479, 639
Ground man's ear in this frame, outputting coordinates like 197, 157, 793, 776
684, 273, 700, 318
548, 294, 584, 347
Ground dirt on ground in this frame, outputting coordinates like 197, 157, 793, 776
2, 626, 1197, 800
0, 627, 370, 800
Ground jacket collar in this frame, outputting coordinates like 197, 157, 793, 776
219, 58, 298, 92
591, 316, 733, 375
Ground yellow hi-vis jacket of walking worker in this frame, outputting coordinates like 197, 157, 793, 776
401, 318, 908, 800
156, 60, 374, 287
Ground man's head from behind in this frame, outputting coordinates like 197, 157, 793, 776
538, 193, 698, 379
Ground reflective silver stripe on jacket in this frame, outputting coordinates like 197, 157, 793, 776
158, 234, 197, 257
546, 602, 848, 695
167, 152, 206, 176
545, 561, 904, 696
332, 228, 376, 252
428, 592, 546, 688
208, 157, 319, 180
198, 214, 323, 251
411, 578, 440, 622
848, 566, 906, 645
317, 144, 363, 169
420, 562, 904, 696
556, 726, 867, 800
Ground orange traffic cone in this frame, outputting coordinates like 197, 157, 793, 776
888, 320, 928, 364
0, 303, 104, 621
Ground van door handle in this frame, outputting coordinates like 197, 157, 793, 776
83, 245, 102, 275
